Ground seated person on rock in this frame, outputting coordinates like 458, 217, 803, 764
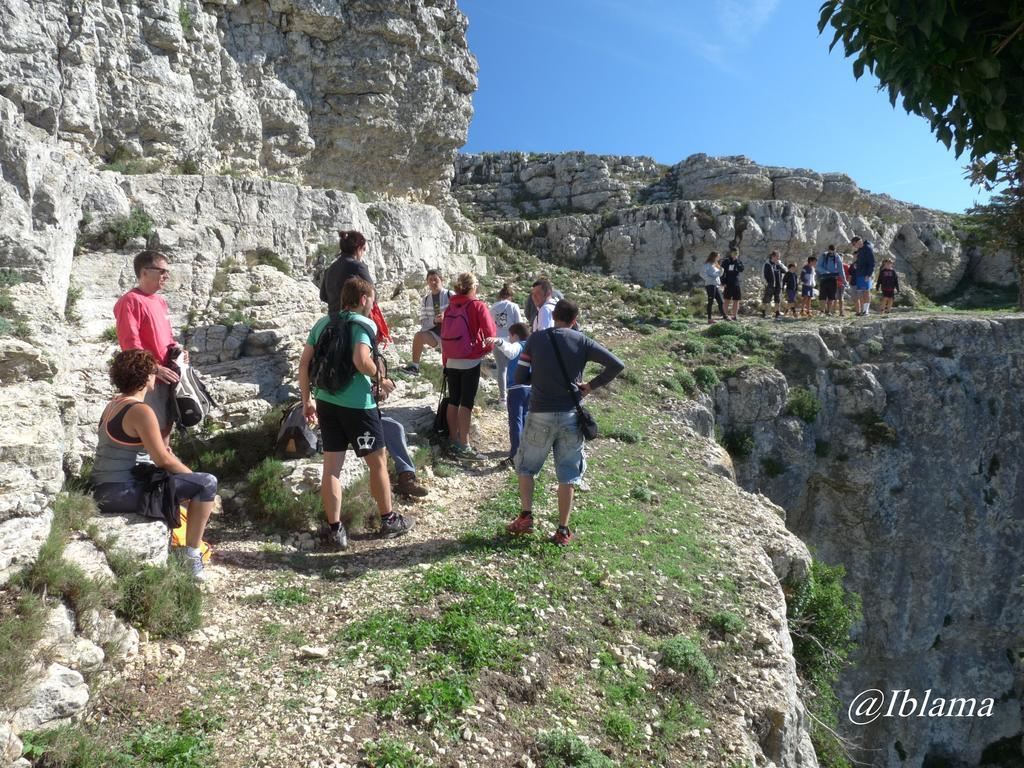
91, 349, 216, 581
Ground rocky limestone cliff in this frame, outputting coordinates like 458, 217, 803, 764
692, 316, 1024, 767
454, 152, 1016, 298
1, 0, 477, 199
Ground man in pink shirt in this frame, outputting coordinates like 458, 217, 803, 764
114, 250, 181, 436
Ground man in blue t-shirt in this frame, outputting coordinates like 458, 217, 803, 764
299, 277, 414, 548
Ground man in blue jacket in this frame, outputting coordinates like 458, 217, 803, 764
851, 236, 875, 316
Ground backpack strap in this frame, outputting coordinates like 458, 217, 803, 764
546, 329, 584, 411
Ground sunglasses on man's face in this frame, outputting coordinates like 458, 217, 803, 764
146, 267, 171, 276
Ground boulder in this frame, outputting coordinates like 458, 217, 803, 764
0, 511, 52, 586
10, 664, 89, 733
89, 514, 169, 567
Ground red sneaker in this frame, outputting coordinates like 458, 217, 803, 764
551, 526, 573, 546
506, 514, 534, 535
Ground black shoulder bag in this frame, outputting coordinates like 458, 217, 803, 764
547, 329, 599, 441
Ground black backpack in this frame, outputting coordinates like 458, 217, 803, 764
309, 313, 377, 394
275, 403, 321, 460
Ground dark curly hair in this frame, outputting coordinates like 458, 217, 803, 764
109, 349, 158, 394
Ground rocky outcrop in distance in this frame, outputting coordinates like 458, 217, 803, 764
685, 316, 1024, 768
454, 152, 1015, 298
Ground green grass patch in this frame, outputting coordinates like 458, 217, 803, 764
115, 556, 202, 638
760, 456, 786, 478
101, 325, 119, 343
361, 737, 425, 767
535, 730, 616, 768
719, 429, 754, 459
0, 593, 46, 704
244, 248, 291, 275
257, 585, 312, 607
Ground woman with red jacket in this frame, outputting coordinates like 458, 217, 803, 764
440, 272, 497, 462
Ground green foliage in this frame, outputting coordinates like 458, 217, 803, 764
0, 594, 46, 704
708, 610, 745, 636
245, 458, 320, 531
786, 388, 821, 423
116, 557, 203, 638
64, 283, 83, 324
760, 456, 786, 478
788, 560, 862, 768
693, 365, 719, 392
108, 208, 154, 248
535, 730, 616, 768
659, 635, 715, 686
177, 157, 200, 175
720, 429, 754, 459
361, 737, 425, 768
963, 150, 1024, 309
258, 586, 312, 607
818, 1, 1024, 160
173, 415, 278, 480
178, 3, 192, 33
603, 710, 642, 747
244, 248, 291, 275
102, 325, 119, 343
815, 440, 831, 458
22, 710, 221, 768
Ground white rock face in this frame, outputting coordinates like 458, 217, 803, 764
0, 0, 477, 199
89, 515, 170, 567
0, 511, 52, 587
10, 663, 89, 734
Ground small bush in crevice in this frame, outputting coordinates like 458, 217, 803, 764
815, 440, 831, 458
708, 610, 745, 636
693, 365, 719, 392
720, 429, 754, 459
761, 456, 786, 478
115, 556, 202, 638
244, 248, 291, 275
786, 388, 821, 423
245, 458, 320, 531
107, 208, 154, 249
659, 634, 715, 687
787, 560, 862, 768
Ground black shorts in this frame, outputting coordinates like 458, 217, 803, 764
315, 400, 385, 455
445, 365, 481, 409
723, 284, 741, 301
820, 277, 838, 301
762, 285, 781, 303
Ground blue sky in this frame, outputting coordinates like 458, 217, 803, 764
459, 0, 985, 213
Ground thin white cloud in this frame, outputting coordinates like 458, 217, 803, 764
715, 0, 780, 44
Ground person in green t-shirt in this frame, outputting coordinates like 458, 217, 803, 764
299, 277, 415, 548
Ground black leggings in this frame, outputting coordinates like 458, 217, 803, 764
94, 472, 219, 517
445, 365, 481, 408
705, 286, 726, 320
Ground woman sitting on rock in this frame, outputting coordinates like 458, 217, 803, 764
91, 349, 216, 581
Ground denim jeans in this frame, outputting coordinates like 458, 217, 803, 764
514, 409, 585, 484
381, 416, 414, 475
506, 388, 530, 459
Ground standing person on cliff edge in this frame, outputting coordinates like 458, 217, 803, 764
721, 248, 744, 320
851, 236, 875, 316
760, 250, 785, 319
113, 250, 184, 442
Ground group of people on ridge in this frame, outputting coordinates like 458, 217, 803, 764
91, 231, 625, 581
701, 236, 899, 323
